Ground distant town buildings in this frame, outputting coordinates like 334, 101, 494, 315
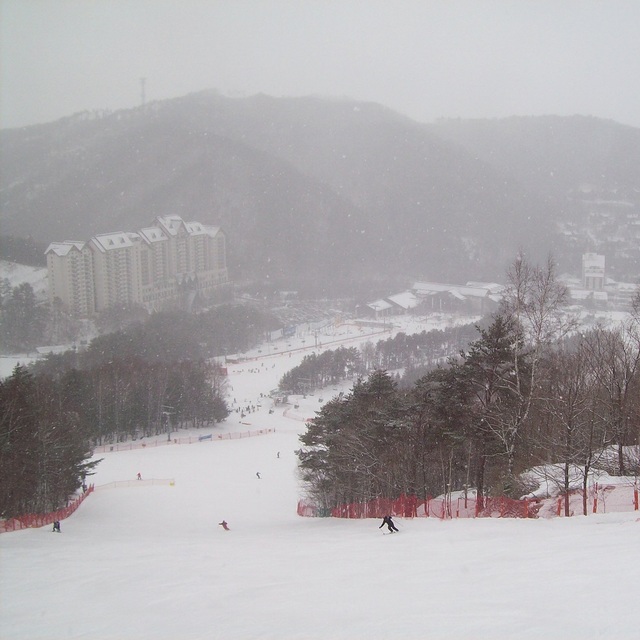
46, 216, 228, 317
560, 187, 640, 283
365, 254, 638, 321
362, 281, 504, 320
582, 253, 605, 291
561, 252, 638, 309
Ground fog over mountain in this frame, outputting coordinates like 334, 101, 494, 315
1, 92, 639, 293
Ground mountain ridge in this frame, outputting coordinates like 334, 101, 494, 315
2, 91, 638, 292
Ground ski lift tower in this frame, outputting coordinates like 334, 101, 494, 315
162, 405, 174, 441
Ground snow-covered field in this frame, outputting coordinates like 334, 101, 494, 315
2, 318, 640, 640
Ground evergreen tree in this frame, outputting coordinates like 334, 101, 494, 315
0, 365, 99, 517
0, 283, 47, 353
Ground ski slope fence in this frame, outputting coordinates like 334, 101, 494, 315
298, 484, 639, 520
95, 478, 175, 489
0, 485, 95, 533
93, 428, 275, 454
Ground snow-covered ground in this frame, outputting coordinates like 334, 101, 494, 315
2, 319, 640, 640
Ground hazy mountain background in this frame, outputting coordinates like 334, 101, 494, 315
2, 91, 639, 294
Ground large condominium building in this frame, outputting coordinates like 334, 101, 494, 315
46, 216, 228, 317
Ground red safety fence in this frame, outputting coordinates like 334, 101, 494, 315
297, 492, 539, 520
549, 482, 639, 517
93, 428, 275, 454
299, 484, 640, 520
0, 484, 95, 533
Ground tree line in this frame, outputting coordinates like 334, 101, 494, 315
297, 256, 640, 516
0, 279, 282, 356
0, 365, 100, 518
279, 324, 479, 394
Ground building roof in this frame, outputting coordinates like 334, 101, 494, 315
368, 299, 393, 312
412, 281, 493, 299
153, 216, 221, 239
90, 232, 134, 252
387, 291, 419, 309
185, 221, 221, 238
465, 281, 505, 294
138, 227, 168, 243
154, 215, 187, 236
568, 289, 608, 301
45, 241, 86, 256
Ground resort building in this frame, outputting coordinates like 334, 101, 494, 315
46, 216, 228, 317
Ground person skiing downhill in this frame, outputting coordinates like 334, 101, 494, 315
379, 515, 399, 533
219, 520, 229, 531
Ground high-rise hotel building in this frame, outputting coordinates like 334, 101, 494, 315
46, 216, 228, 317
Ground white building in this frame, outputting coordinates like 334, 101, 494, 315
46, 241, 96, 317
46, 216, 228, 317
582, 253, 605, 291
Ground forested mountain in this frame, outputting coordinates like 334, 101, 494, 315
2, 92, 639, 292
430, 115, 640, 199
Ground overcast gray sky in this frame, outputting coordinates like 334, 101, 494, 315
1, 0, 639, 130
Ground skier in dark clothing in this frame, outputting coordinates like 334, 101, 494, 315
219, 520, 229, 531
379, 515, 399, 533
52, 520, 61, 533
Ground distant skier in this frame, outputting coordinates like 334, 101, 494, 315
256, 472, 261, 479
379, 515, 399, 533
219, 520, 229, 531
52, 520, 61, 533
137, 472, 142, 480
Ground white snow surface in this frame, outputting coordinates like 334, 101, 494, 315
2, 316, 640, 639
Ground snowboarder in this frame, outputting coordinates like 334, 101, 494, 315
52, 520, 61, 533
219, 520, 229, 531
379, 515, 399, 533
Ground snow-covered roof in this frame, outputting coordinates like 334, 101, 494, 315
45, 241, 86, 256
607, 281, 639, 292
154, 215, 186, 236
412, 282, 455, 294
449, 289, 467, 301
90, 232, 133, 252
368, 299, 393, 312
138, 227, 168, 243
387, 291, 419, 309
185, 222, 221, 238
568, 289, 608, 301
412, 282, 492, 299
465, 281, 505, 294
152, 216, 220, 239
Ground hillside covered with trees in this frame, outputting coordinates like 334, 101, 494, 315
297, 258, 640, 515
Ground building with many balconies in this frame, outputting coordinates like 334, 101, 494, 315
46, 216, 228, 317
